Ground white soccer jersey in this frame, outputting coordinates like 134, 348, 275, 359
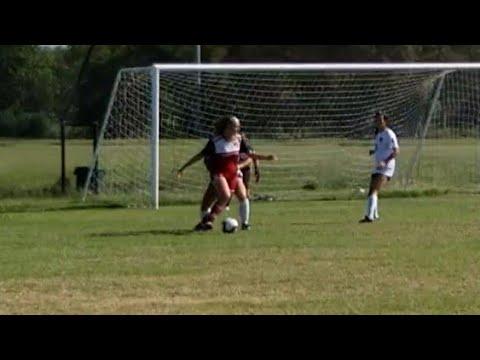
373, 128, 399, 177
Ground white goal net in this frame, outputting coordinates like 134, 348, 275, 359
83, 64, 480, 208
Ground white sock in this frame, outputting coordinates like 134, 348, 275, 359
239, 199, 250, 225
374, 203, 379, 219
365, 196, 372, 218
201, 208, 211, 221
367, 194, 378, 220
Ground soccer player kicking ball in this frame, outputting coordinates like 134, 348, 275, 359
177, 129, 277, 231
200, 133, 278, 231
360, 111, 400, 223
177, 116, 248, 232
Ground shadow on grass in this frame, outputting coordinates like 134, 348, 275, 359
91, 229, 196, 238
0, 203, 125, 214
0, 188, 458, 216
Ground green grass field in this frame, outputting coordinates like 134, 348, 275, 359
1, 139, 480, 314
1, 195, 480, 314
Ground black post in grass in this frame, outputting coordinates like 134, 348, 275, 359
59, 45, 96, 194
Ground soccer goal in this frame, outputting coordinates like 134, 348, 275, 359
82, 63, 480, 209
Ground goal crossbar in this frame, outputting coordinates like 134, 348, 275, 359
152, 63, 480, 72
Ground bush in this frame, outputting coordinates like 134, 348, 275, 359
19, 112, 59, 138
0, 109, 19, 137
0, 110, 59, 138
302, 181, 319, 191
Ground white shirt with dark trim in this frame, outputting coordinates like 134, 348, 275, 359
373, 128, 399, 176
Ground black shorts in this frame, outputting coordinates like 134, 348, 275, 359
241, 167, 251, 189
371, 173, 392, 182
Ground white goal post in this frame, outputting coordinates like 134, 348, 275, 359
83, 63, 480, 209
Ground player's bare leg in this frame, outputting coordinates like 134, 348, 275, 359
200, 182, 217, 221
196, 176, 231, 231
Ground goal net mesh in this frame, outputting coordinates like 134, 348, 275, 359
86, 67, 480, 207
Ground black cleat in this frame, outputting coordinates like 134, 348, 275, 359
194, 222, 213, 232
241, 223, 251, 231
359, 216, 373, 224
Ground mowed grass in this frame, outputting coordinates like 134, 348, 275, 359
1, 195, 480, 314
1, 138, 480, 314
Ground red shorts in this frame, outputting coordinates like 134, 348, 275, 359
212, 172, 239, 192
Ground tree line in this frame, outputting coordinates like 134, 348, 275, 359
0, 45, 479, 139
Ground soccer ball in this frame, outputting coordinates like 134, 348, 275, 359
222, 218, 239, 234
358, 188, 366, 195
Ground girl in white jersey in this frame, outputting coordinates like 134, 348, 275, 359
360, 112, 400, 223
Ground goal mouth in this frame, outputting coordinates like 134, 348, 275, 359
83, 64, 480, 208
